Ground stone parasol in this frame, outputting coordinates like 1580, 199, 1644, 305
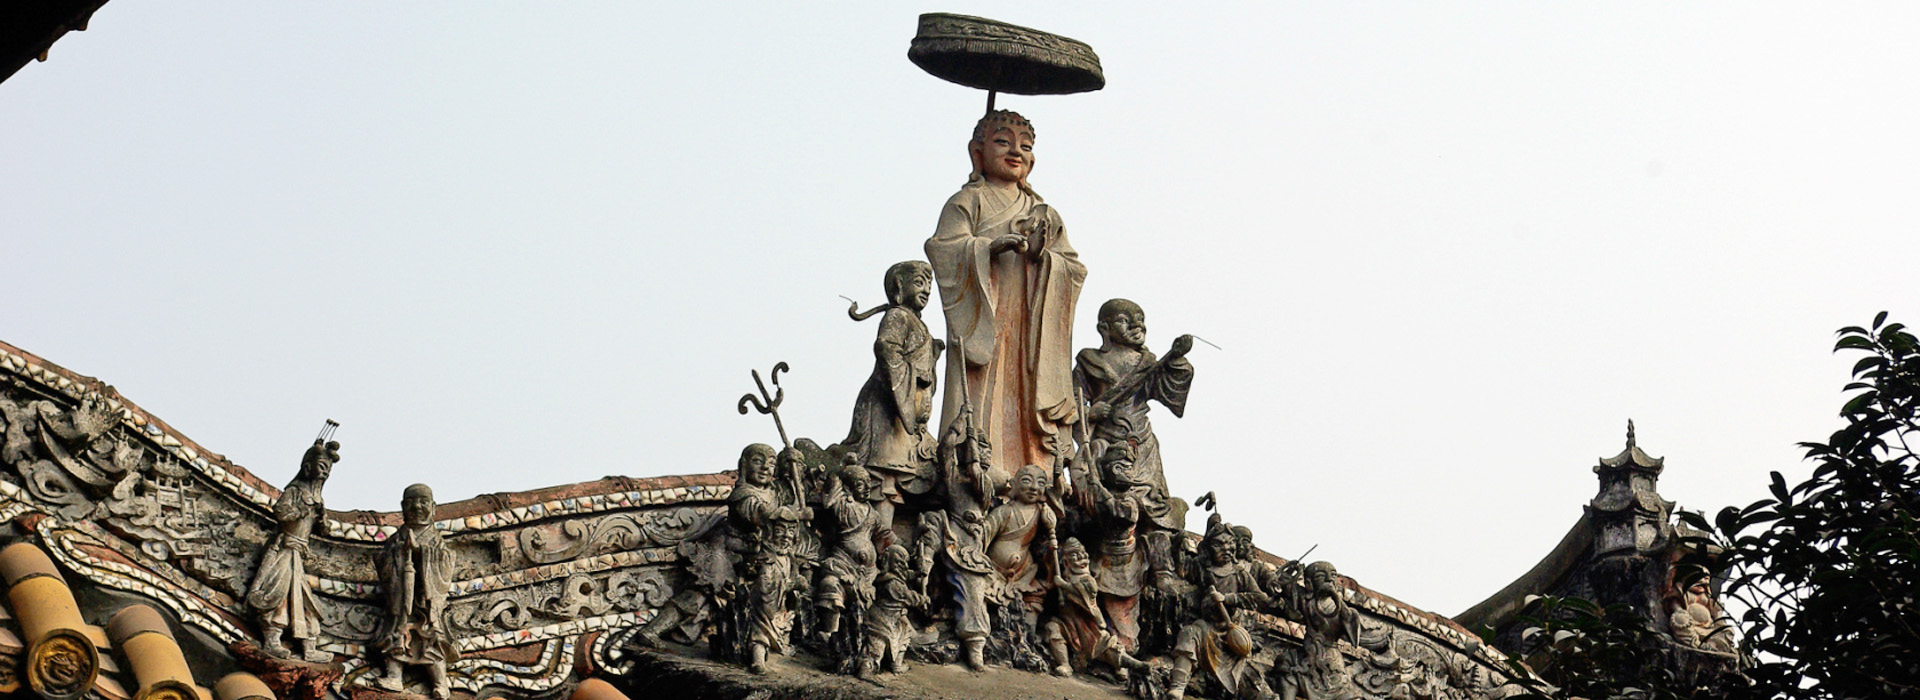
908, 13, 1103, 112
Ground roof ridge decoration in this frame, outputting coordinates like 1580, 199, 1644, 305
0, 335, 1518, 700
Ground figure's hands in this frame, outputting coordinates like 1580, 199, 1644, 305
990, 234, 1028, 256
932, 338, 946, 356
1088, 402, 1112, 423
1166, 334, 1195, 361
288, 538, 309, 556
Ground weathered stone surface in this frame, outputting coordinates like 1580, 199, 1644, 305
908, 14, 1104, 95
624, 647, 1135, 700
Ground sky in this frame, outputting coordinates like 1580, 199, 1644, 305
4, 3, 1918, 620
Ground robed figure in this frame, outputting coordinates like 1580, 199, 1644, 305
377, 484, 458, 699
925, 110, 1087, 485
247, 438, 336, 662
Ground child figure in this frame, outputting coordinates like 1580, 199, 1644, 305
944, 463, 1061, 670
858, 544, 930, 678
1043, 538, 1148, 681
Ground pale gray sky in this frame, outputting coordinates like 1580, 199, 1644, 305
4, 3, 1917, 619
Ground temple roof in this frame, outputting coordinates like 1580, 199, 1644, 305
1, 0, 110, 84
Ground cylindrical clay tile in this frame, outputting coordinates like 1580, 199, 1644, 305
0, 543, 100, 700
568, 679, 629, 700
106, 605, 197, 700
213, 673, 274, 700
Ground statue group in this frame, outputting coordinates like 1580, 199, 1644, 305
645, 109, 1382, 700
247, 437, 460, 699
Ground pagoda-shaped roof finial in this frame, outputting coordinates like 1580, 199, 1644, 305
1626, 419, 1636, 449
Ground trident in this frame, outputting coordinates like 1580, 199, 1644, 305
736, 362, 792, 449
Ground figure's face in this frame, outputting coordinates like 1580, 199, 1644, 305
1013, 467, 1048, 504
900, 273, 932, 312
977, 128, 1034, 185
1100, 312, 1147, 349
1207, 537, 1234, 566
847, 471, 873, 501
313, 460, 332, 482
1310, 567, 1338, 594
403, 494, 434, 527
1066, 548, 1090, 574
744, 452, 774, 486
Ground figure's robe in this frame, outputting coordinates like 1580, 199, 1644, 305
844, 307, 940, 500
247, 480, 323, 638
926, 182, 1086, 481
1076, 346, 1193, 531
378, 525, 458, 665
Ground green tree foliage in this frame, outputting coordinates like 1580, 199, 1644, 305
1692, 312, 1920, 699
1499, 595, 1689, 700
1502, 314, 1920, 700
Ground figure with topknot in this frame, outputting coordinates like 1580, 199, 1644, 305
843, 260, 945, 546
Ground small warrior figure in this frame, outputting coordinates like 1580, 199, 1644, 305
376, 484, 458, 699
814, 463, 880, 652
1043, 538, 1148, 681
726, 443, 812, 674
844, 260, 945, 545
1275, 562, 1362, 700
1075, 298, 1196, 533
1168, 518, 1276, 700
927, 110, 1088, 481
247, 438, 336, 662
858, 544, 929, 678
1085, 443, 1164, 651
941, 463, 1060, 670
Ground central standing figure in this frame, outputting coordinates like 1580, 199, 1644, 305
925, 109, 1088, 487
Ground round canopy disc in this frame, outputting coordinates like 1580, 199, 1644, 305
908, 13, 1105, 96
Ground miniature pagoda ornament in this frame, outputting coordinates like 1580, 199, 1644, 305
911, 14, 1102, 480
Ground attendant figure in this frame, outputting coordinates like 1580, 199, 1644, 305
941, 463, 1059, 670
1075, 298, 1195, 532
247, 438, 336, 662
726, 444, 812, 674
1275, 562, 1362, 700
1167, 518, 1275, 700
1042, 538, 1147, 681
858, 545, 929, 678
926, 110, 1087, 484
376, 484, 458, 699
843, 260, 944, 545
1086, 444, 1153, 651
814, 464, 879, 649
